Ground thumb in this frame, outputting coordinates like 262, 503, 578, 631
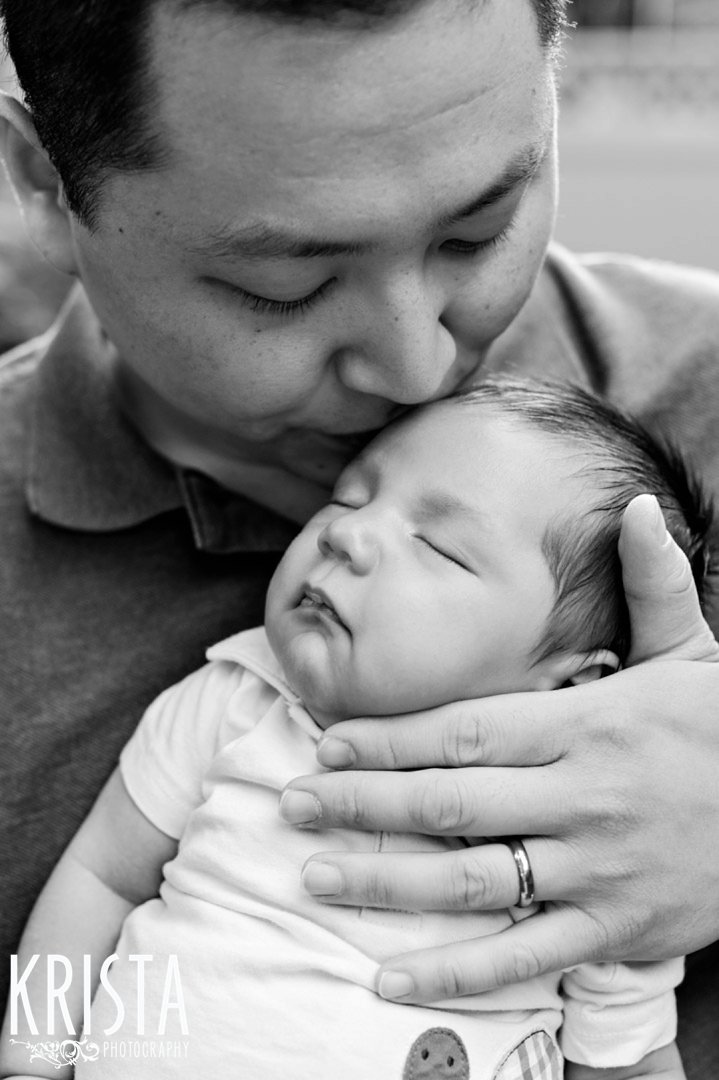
619, 493, 719, 664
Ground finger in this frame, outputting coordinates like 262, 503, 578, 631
300, 838, 574, 911
315, 689, 578, 772
280, 766, 568, 835
375, 906, 605, 1003
620, 494, 719, 664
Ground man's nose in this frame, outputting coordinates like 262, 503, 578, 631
317, 513, 377, 574
333, 273, 462, 404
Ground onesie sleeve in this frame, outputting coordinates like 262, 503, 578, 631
559, 956, 684, 1068
119, 660, 248, 840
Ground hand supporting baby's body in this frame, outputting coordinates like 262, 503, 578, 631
0, 631, 684, 1080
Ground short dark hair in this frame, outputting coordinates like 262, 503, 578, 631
451, 378, 715, 664
0, 0, 568, 226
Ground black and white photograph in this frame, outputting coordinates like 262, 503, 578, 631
1, 2, 718, 1078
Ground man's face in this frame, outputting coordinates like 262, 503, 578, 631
265, 404, 577, 728
66, 0, 557, 486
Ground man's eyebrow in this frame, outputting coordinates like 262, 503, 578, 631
437, 140, 548, 229
191, 139, 548, 264
190, 225, 374, 262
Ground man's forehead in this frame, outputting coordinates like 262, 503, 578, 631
149, 0, 550, 161
99, 0, 557, 277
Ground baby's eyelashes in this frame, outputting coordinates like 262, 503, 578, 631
415, 535, 472, 573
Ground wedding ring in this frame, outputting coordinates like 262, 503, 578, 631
506, 838, 535, 908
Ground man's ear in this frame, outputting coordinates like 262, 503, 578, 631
531, 648, 621, 691
0, 93, 78, 275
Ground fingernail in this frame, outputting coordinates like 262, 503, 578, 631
279, 790, 322, 825
378, 971, 415, 1000
647, 494, 669, 544
317, 737, 355, 769
302, 861, 343, 896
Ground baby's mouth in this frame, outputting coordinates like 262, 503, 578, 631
299, 587, 347, 630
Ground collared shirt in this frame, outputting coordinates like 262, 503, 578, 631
2, 244, 719, 1017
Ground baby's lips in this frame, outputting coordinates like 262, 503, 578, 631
300, 582, 348, 629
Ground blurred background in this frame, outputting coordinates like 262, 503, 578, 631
0, 1, 718, 349
557, 0, 719, 268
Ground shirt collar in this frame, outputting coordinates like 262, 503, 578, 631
27, 286, 298, 554
206, 626, 321, 739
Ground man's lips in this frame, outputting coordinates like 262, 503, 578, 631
298, 585, 348, 630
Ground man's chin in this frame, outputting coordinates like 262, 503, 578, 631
291, 419, 397, 443
276, 426, 385, 480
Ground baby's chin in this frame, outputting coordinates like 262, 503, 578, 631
278, 660, 353, 729
301, 686, 408, 731
290, 674, 383, 731
290, 688, 354, 731
271, 630, 413, 726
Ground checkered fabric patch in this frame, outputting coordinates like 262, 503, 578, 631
493, 1030, 562, 1080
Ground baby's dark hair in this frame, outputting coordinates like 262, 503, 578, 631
451, 377, 715, 664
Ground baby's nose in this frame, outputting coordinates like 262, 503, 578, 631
317, 514, 377, 573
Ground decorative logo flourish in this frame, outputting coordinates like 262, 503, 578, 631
9, 1037, 100, 1069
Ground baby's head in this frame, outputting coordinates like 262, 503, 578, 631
266, 378, 713, 728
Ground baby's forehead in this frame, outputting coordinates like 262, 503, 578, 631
365, 400, 571, 472
349, 401, 594, 522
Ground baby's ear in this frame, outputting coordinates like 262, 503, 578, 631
532, 649, 621, 691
